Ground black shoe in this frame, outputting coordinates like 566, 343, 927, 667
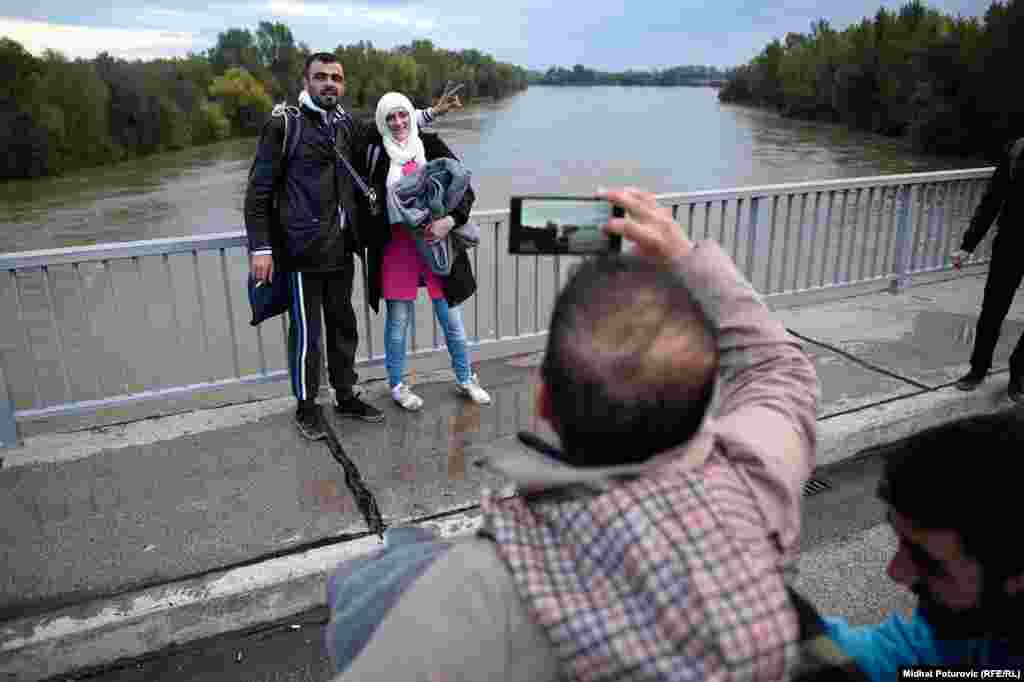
1009, 377, 1024, 404
335, 392, 385, 423
955, 370, 986, 391
295, 402, 328, 441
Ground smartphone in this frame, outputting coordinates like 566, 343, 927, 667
443, 81, 465, 98
508, 195, 623, 255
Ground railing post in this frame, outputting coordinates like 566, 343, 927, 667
0, 350, 21, 449
745, 197, 760, 286
889, 185, 914, 293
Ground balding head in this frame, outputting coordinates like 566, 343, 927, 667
540, 255, 718, 466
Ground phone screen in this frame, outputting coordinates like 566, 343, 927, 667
509, 196, 623, 255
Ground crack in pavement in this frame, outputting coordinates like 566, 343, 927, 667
786, 328, 932, 390
322, 419, 386, 541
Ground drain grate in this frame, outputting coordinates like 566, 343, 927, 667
803, 477, 832, 497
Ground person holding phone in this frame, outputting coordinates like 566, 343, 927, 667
324, 187, 820, 680
363, 91, 490, 411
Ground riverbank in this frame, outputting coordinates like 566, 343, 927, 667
1, 33, 531, 182
716, 1, 1018, 158
717, 97, 994, 167
0, 96, 501, 189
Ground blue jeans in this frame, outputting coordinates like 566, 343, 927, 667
385, 298, 470, 388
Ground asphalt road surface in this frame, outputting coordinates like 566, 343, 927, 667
62, 448, 912, 682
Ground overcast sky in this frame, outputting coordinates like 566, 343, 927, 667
0, 0, 994, 70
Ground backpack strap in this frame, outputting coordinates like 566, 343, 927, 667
334, 109, 365, 152
367, 144, 381, 180
273, 103, 303, 172
1009, 137, 1024, 183
248, 104, 302, 264
247, 103, 302, 182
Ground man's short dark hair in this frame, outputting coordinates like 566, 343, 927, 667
541, 254, 718, 467
305, 52, 340, 77
877, 410, 1024, 576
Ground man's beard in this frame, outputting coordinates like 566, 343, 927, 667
913, 580, 1019, 640
312, 91, 338, 110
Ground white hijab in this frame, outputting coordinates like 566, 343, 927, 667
375, 92, 427, 188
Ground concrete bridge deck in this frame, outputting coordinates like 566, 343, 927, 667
3, 266, 1023, 680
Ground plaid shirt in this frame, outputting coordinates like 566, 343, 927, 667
479, 240, 820, 682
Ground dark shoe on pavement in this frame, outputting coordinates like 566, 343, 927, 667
955, 370, 986, 392
295, 401, 328, 441
1009, 377, 1024, 404
335, 391, 385, 423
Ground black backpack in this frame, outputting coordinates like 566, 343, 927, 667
249, 103, 304, 187
248, 104, 303, 259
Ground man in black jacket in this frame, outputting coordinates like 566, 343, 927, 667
952, 137, 1024, 404
244, 52, 460, 439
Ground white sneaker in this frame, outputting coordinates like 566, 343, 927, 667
457, 374, 491, 405
391, 383, 424, 411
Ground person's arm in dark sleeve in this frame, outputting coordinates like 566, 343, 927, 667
347, 117, 376, 177
415, 107, 436, 128
450, 185, 475, 228
244, 117, 286, 256
961, 145, 1012, 253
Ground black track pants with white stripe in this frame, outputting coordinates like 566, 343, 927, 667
287, 257, 359, 402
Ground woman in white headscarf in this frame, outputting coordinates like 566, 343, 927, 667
363, 92, 490, 411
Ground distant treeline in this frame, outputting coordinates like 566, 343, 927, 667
531, 64, 732, 86
0, 27, 529, 180
718, 0, 1024, 157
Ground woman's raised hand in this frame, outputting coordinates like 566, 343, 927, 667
432, 94, 463, 115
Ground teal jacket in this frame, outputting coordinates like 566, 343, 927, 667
823, 609, 1023, 680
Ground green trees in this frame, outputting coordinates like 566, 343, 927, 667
0, 38, 39, 106
191, 102, 232, 145
0, 38, 51, 177
255, 21, 305, 102
533, 64, 731, 86
209, 67, 273, 134
208, 28, 261, 75
343, 39, 529, 109
719, 0, 1024, 156
0, 28, 527, 179
9, 51, 121, 174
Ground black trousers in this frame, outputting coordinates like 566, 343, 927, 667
286, 255, 359, 402
970, 247, 1024, 379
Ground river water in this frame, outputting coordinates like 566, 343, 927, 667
0, 86, 982, 254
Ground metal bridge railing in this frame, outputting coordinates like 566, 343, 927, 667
0, 167, 997, 446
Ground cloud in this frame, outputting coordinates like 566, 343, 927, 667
266, 0, 332, 18
142, 8, 188, 18
266, 1, 438, 31
0, 16, 199, 59
0, 0, 997, 69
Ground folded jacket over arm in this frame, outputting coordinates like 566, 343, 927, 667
385, 158, 472, 275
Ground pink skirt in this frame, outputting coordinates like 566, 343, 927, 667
381, 225, 444, 301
